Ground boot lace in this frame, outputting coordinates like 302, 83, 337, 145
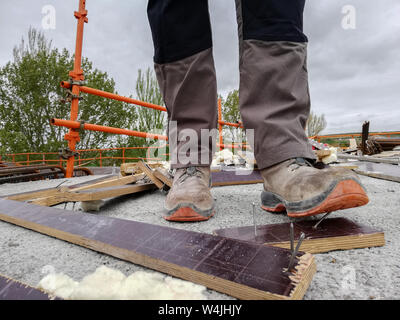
287, 158, 314, 172
175, 167, 204, 184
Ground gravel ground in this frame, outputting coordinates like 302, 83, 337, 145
0, 174, 399, 300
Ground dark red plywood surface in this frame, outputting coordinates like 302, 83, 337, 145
0, 199, 302, 298
0, 274, 53, 300
214, 218, 381, 244
211, 170, 263, 186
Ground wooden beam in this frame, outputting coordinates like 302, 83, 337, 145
214, 218, 385, 254
0, 199, 316, 300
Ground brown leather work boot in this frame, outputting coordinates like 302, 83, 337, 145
164, 166, 215, 222
260, 158, 369, 218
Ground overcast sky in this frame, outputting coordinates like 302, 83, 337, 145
1, 0, 399, 134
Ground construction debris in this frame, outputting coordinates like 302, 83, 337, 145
315, 147, 338, 165
212, 149, 245, 167
0, 199, 316, 300
4, 172, 153, 208
0, 163, 92, 184
120, 162, 166, 176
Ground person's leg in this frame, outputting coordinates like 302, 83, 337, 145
147, 0, 216, 221
147, 0, 217, 168
235, 0, 369, 217
235, 0, 314, 168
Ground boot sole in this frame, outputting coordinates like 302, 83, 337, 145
164, 205, 215, 222
261, 179, 369, 218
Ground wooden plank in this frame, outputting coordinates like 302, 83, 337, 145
0, 274, 55, 300
0, 199, 316, 300
153, 168, 173, 188
4, 175, 117, 201
338, 154, 399, 165
353, 161, 400, 183
137, 161, 164, 189
214, 218, 385, 254
355, 170, 400, 183
71, 173, 145, 192
30, 183, 155, 206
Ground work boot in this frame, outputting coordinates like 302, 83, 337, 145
260, 158, 369, 218
164, 166, 215, 222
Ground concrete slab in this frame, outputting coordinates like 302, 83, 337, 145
0, 174, 399, 300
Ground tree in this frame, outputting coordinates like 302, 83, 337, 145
0, 27, 135, 155
128, 67, 166, 156
220, 89, 243, 145
135, 68, 165, 133
306, 111, 327, 137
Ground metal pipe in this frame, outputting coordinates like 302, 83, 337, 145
61, 82, 167, 112
50, 118, 168, 141
218, 98, 223, 151
218, 120, 243, 129
65, 0, 88, 178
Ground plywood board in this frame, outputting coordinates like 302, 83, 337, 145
0, 199, 316, 300
0, 274, 54, 300
148, 169, 264, 188
211, 170, 263, 187
214, 218, 385, 254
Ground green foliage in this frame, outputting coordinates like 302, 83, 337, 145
0, 27, 136, 161
219, 89, 243, 144
135, 68, 165, 133
128, 67, 167, 160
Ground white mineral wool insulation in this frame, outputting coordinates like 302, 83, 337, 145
38, 266, 207, 300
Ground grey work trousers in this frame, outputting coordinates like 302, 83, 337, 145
147, 0, 316, 169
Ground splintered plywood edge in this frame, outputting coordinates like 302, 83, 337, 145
0, 274, 56, 300
0, 199, 316, 300
288, 253, 316, 300
214, 218, 385, 254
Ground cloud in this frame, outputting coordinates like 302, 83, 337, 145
0, 0, 399, 134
